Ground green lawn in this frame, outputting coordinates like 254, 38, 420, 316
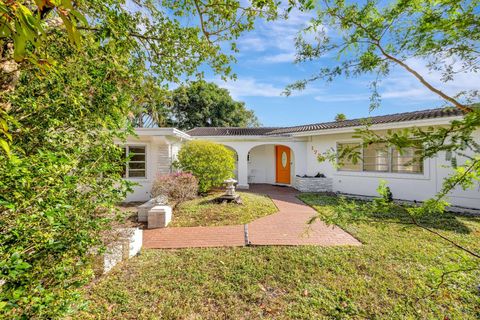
169, 191, 278, 227
78, 194, 480, 319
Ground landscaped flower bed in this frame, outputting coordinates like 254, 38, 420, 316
170, 191, 277, 227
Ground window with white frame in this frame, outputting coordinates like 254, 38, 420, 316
337, 142, 423, 174
123, 145, 146, 178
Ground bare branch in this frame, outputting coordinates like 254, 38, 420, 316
374, 42, 473, 113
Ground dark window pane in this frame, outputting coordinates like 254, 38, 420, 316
129, 170, 146, 178
130, 154, 145, 161
129, 146, 145, 154
129, 162, 146, 170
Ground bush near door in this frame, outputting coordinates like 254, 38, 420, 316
175, 140, 235, 193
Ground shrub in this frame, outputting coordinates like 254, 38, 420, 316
151, 172, 198, 203
377, 180, 394, 203
175, 140, 235, 193
0, 40, 133, 319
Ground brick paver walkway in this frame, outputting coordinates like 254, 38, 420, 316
143, 184, 360, 249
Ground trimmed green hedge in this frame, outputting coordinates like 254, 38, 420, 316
175, 140, 235, 193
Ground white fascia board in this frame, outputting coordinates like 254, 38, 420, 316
192, 135, 307, 142
134, 128, 191, 140
288, 116, 463, 137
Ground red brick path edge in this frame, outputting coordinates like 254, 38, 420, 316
142, 184, 361, 249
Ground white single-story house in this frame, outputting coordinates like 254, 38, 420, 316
122, 108, 480, 210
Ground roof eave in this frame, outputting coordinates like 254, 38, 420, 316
190, 134, 309, 141
135, 127, 192, 140
287, 116, 463, 137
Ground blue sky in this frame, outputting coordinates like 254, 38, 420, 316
207, 8, 479, 127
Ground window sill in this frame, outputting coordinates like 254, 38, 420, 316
334, 171, 429, 180
124, 177, 151, 182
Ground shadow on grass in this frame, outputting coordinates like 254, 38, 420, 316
373, 210, 474, 234
298, 193, 476, 235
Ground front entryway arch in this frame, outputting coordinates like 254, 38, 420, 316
247, 144, 295, 186
208, 140, 306, 189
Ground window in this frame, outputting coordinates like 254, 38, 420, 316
336, 143, 362, 171
123, 145, 146, 178
337, 142, 423, 174
363, 143, 389, 172
391, 147, 423, 173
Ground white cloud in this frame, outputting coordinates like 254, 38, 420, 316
213, 77, 283, 98
262, 52, 296, 63
212, 76, 321, 99
380, 57, 480, 103
237, 8, 316, 64
314, 57, 480, 104
237, 36, 268, 52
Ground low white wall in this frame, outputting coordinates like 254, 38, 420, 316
294, 177, 333, 192
103, 228, 142, 274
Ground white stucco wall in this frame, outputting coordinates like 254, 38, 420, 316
305, 130, 480, 209
248, 145, 275, 184
123, 135, 180, 202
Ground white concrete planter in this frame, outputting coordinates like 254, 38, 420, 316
97, 227, 143, 274
294, 176, 333, 192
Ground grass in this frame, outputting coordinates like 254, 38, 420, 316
169, 191, 278, 227
78, 194, 480, 319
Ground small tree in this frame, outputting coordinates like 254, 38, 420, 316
335, 113, 347, 121
175, 140, 235, 193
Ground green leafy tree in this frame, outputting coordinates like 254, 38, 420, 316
175, 140, 236, 193
0, 0, 87, 154
0, 0, 284, 318
287, 0, 479, 111
167, 80, 260, 130
0, 32, 136, 319
334, 113, 347, 121
0, 0, 281, 154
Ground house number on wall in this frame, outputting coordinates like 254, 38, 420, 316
281, 152, 287, 168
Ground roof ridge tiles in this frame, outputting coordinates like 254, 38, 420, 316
186, 107, 463, 137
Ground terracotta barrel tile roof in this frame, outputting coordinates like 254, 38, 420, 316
187, 107, 463, 137
187, 127, 280, 136
268, 107, 462, 135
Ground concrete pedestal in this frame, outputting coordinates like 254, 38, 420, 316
138, 198, 157, 222
147, 205, 172, 229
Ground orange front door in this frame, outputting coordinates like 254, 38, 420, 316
275, 145, 291, 184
